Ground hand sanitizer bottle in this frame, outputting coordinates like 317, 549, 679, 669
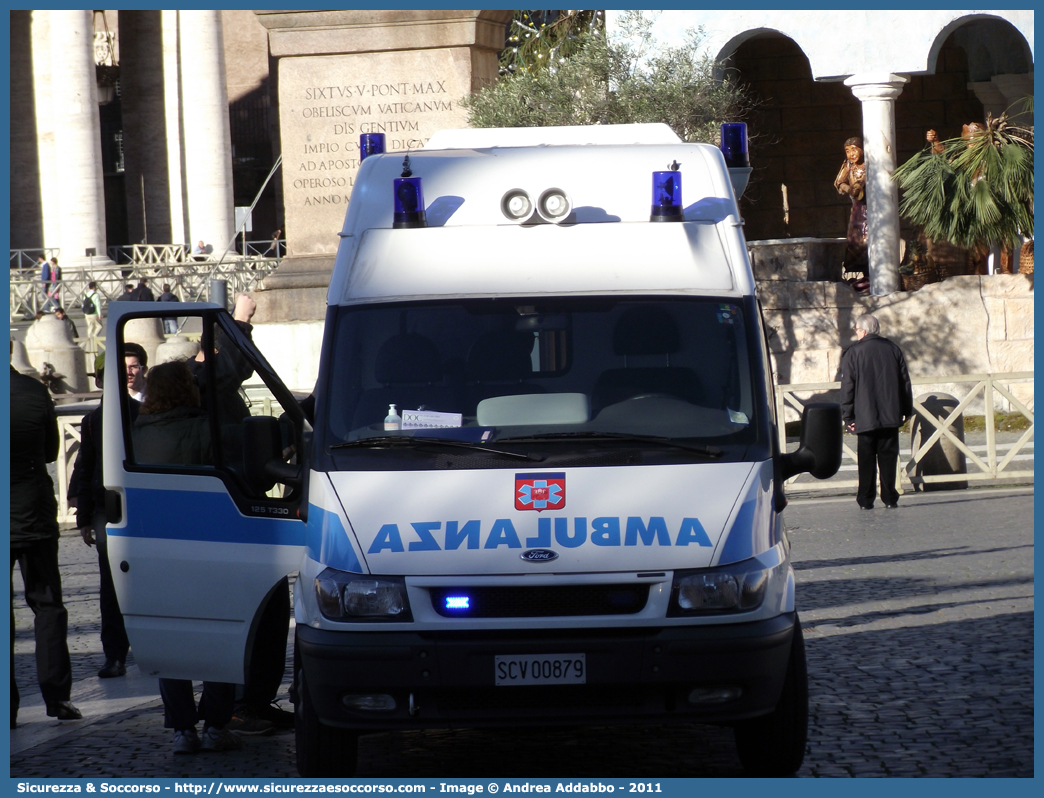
384, 403, 401, 431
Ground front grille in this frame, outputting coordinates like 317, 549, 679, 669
436, 685, 648, 713
429, 584, 650, 618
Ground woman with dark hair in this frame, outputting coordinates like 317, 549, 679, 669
131, 360, 241, 753
132, 360, 211, 466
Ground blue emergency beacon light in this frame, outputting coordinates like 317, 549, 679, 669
393, 155, 426, 229
359, 133, 385, 161
650, 161, 683, 222
720, 122, 749, 168
445, 596, 470, 611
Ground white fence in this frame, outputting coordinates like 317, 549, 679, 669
776, 371, 1034, 491
51, 372, 1033, 524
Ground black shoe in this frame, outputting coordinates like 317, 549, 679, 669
46, 701, 82, 720
884, 503, 898, 509
859, 505, 873, 511
234, 702, 295, 730
98, 659, 127, 678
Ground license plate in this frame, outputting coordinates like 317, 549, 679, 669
495, 654, 586, 686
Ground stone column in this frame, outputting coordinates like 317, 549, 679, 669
49, 9, 110, 267
179, 10, 235, 253
119, 10, 174, 246
845, 73, 907, 296
31, 11, 61, 255
162, 10, 187, 246
991, 73, 1034, 126
967, 80, 1007, 120
10, 11, 43, 250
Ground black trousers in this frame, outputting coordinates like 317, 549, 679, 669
857, 427, 901, 508
159, 678, 235, 731
93, 512, 130, 662
237, 576, 291, 709
11, 537, 73, 715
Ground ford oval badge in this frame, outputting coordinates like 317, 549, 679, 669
521, 549, 559, 563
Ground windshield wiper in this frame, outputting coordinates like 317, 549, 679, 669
330, 436, 543, 461
494, 432, 723, 458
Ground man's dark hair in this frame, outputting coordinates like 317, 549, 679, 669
124, 342, 148, 370
124, 284, 133, 292
138, 277, 149, 285
88, 281, 97, 289
162, 284, 172, 293
55, 307, 66, 315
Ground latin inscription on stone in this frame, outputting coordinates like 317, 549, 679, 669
280, 52, 470, 256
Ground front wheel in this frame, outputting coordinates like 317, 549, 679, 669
733, 617, 808, 776
295, 668, 359, 777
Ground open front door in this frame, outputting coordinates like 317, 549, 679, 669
103, 302, 308, 681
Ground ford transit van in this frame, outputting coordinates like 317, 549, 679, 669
104, 123, 841, 776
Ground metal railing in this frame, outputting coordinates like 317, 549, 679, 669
10, 248, 60, 270
104, 241, 282, 264
10, 256, 282, 321
776, 371, 1034, 490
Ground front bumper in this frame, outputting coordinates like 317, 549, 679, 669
297, 612, 796, 731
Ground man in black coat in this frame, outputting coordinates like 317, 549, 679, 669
10, 366, 82, 726
68, 353, 136, 678
840, 314, 914, 510
129, 277, 155, 302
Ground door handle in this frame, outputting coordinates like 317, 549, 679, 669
104, 490, 123, 524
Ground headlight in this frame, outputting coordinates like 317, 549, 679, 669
668, 560, 769, 616
315, 569, 412, 622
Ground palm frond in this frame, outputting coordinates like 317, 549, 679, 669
893, 112, 1033, 250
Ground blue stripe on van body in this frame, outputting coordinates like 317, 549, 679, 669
305, 504, 364, 573
111, 487, 363, 574
111, 487, 306, 547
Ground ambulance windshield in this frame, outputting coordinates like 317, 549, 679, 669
322, 296, 767, 466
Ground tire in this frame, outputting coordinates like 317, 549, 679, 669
734, 616, 808, 777
295, 668, 359, 777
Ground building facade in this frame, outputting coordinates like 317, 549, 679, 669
612, 10, 1034, 292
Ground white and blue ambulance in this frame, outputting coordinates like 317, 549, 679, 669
104, 123, 841, 777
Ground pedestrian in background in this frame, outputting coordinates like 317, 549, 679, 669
10, 363, 82, 727
82, 281, 103, 344
262, 228, 282, 257
129, 277, 155, 302
114, 284, 135, 302
53, 307, 78, 340
157, 283, 179, 334
68, 352, 135, 679
840, 314, 914, 510
39, 256, 59, 312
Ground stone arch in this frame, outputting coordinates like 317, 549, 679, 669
722, 31, 860, 243
927, 14, 1032, 79
896, 15, 1031, 275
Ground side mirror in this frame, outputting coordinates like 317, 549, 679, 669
242, 415, 302, 493
780, 403, 842, 481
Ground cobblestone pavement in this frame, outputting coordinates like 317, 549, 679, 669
11, 486, 1033, 777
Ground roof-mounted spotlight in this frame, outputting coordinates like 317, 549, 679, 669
536, 188, 572, 224
501, 188, 534, 222
650, 162, 683, 222
393, 155, 426, 229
